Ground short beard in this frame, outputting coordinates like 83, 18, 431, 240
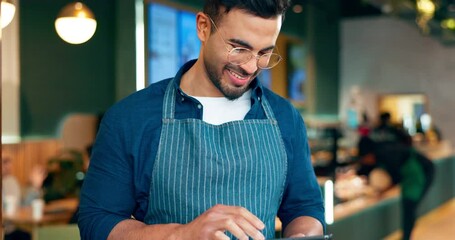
203, 59, 256, 100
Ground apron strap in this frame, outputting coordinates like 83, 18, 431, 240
163, 78, 176, 119
260, 96, 277, 122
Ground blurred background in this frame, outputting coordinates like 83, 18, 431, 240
2, 0, 455, 240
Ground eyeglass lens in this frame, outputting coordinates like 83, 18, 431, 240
228, 48, 281, 69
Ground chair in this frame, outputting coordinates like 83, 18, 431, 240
33, 224, 80, 240
57, 113, 100, 152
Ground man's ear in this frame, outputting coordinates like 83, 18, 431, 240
196, 12, 210, 42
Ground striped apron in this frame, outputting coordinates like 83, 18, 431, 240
145, 79, 288, 238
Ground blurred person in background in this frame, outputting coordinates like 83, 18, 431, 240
2, 152, 21, 206
22, 165, 48, 206
2, 151, 31, 240
357, 112, 371, 137
370, 112, 412, 146
38, 150, 85, 203
357, 136, 434, 240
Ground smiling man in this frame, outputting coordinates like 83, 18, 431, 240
78, 1, 325, 239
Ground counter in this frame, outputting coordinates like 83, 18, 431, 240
326, 152, 455, 240
275, 142, 454, 239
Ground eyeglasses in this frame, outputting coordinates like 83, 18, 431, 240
207, 16, 282, 70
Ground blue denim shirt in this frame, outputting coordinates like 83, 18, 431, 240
78, 60, 325, 240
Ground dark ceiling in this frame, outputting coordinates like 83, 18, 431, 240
340, 0, 383, 18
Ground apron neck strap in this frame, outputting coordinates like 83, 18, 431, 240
163, 78, 177, 119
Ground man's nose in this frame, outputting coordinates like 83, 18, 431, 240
240, 57, 259, 75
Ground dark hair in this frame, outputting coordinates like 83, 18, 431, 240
379, 112, 391, 124
203, 0, 290, 24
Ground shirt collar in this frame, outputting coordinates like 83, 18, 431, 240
172, 59, 264, 101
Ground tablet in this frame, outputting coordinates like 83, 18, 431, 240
268, 234, 333, 240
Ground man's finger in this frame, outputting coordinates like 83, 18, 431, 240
214, 230, 230, 240
235, 217, 265, 240
221, 218, 248, 240
239, 207, 265, 231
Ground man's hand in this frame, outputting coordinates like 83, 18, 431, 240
172, 204, 266, 240
29, 165, 47, 189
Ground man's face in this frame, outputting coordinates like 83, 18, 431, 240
201, 9, 282, 100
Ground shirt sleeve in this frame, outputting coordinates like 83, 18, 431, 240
78, 110, 137, 240
277, 108, 326, 232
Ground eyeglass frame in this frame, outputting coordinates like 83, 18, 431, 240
206, 14, 283, 70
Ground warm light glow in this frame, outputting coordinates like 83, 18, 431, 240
417, 0, 436, 15
54, 2, 97, 44
416, 0, 436, 34
292, 4, 303, 14
55, 17, 97, 44
441, 18, 455, 30
1, 0, 16, 29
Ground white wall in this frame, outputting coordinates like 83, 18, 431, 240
340, 16, 455, 145
2, 0, 21, 143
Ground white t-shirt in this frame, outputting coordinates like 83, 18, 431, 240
192, 90, 252, 125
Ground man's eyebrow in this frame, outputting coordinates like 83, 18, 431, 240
228, 38, 276, 52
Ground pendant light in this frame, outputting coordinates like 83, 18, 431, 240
54, 1, 97, 44
416, 0, 436, 34
1, 0, 16, 29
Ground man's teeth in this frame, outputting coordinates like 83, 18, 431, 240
228, 69, 246, 79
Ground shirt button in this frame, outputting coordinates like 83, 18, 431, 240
181, 97, 185, 102
258, 97, 261, 101
197, 104, 202, 109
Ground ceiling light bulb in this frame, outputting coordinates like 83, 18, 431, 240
417, 0, 436, 16
1, 0, 16, 29
54, 2, 97, 44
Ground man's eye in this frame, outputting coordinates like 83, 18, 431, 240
231, 48, 249, 54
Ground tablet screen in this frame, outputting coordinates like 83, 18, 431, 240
268, 234, 333, 240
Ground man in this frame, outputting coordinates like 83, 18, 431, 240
78, 1, 325, 239
357, 136, 434, 240
370, 112, 412, 146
